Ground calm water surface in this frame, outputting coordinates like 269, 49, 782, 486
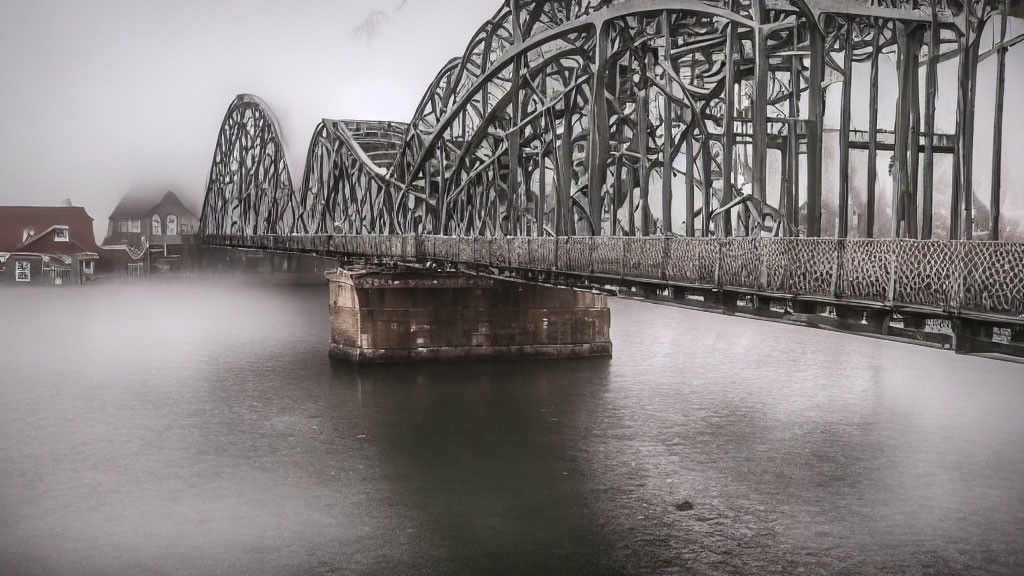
1, 280, 1023, 575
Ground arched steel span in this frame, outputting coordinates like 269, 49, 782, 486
201, 94, 295, 237
200, 95, 408, 237
296, 119, 407, 235
202, 0, 1020, 241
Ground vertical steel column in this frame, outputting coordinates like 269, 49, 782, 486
508, 57, 522, 236
787, 24, 801, 234
424, 162, 436, 234
639, 52, 653, 236
991, 0, 1008, 240
780, 143, 790, 230
627, 54, 636, 237
907, 35, 922, 240
701, 132, 713, 237
538, 146, 547, 237
867, 23, 880, 238
613, 61, 623, 236
892, 24, 916, 238
806, 23, 825, 237
558, 91, 575, 237
963, 31, 979, 240
686, 128, 696, 237
588, 21, 610, 236
751, 0, 769, 231
922, 13, 939, 240
438, 142, 448, 235
460, 111, 468, 235
662, 11, 674, 235
951, 5, 970, 240
686, 28, 698, 236
507, 1, 523, 237
721, 16, 737, 237
909, 47, 925, 237
481, 35, 492, 119
838, 18, 854, 239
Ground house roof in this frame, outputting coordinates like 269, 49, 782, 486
109, 189, 166, 218
18, 227, 96, 258
110, 190, 199, 219
0, 206, 99, 253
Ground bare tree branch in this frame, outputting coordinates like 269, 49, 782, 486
351, 1, 410, 44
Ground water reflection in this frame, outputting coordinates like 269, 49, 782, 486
1, 281, 1023, 575
332, 359, 618, 574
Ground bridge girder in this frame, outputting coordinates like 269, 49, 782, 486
201, 0, 1015, 241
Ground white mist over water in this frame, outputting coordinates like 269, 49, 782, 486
1, 280, 1023, 574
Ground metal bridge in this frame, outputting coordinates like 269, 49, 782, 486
199, 0, 1024, 353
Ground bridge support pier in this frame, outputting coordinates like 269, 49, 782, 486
327, 268, 612, 363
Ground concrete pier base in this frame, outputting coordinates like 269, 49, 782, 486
327, 268, 612, 363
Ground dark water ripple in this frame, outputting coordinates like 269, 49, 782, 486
1, 281, 1022, 575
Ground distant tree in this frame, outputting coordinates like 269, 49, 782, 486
351, 1, 410, 43
350, 11, 390, 43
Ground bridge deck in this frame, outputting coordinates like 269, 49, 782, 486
205, 234, 1024, 327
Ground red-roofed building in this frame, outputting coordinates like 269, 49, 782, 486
0, 206, 99, 252
0, 206, 102, 286
0, 204, 153, 286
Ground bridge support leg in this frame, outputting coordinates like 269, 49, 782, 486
327, 269, 612, 363
953, 319, 993, 355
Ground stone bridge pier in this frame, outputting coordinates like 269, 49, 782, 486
327, 268, 611, 363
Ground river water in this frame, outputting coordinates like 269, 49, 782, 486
1, 279, 1023, 575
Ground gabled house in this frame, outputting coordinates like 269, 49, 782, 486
0, 206, 101, 286
102, 190, 199, 275
104, 190, 199, 247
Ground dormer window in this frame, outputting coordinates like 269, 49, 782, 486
54, 227, 69, 242
118, 219, 141, 233
22, 228, 34, 242
152, 214, 162, 236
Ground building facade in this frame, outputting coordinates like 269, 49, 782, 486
0, 206, 102, 286
102, 190, 199, 275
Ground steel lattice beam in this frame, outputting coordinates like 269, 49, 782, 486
201, 0, 1014, 242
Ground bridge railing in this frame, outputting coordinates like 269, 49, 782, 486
204, 234, 1024, 320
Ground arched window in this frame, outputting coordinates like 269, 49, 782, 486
152, 214, 162, 236
166, 215, 178, 236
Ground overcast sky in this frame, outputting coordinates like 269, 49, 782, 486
0, 0, 496, 238
0, 1, 1021, 241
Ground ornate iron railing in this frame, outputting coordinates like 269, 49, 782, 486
204, 234, 1024, 319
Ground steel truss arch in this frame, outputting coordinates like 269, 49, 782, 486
200, 94, 298, 237
203, 0, 1017, 243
